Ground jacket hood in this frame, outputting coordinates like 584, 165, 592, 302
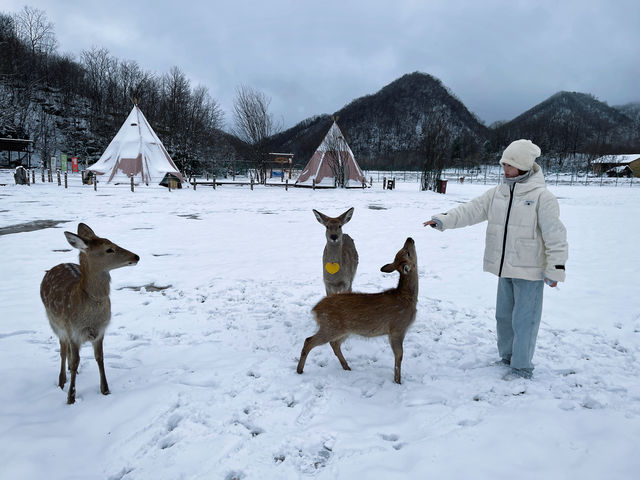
504, 162, 545, 194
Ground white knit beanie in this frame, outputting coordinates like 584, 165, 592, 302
499, 139, 541, 171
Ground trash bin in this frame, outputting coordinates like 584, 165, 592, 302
81, 170, 93, 185
436, 179, 448, 194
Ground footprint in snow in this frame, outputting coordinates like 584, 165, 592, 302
224, 471, 245, 480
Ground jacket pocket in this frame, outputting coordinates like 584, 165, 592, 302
514, 238, 543, 267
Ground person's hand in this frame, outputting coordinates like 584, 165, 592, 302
544, 277, 558, 288
423, 220, 437, 228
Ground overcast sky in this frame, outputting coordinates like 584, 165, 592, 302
5, 0, 640, 130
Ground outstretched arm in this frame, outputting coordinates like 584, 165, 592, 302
424, 187, 494, 231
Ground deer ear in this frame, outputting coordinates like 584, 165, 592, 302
340, 207, 354, 224
313, 209, 327, 225
77, 223, 97, 240
64, 232, 88, 251
380, 263, 395, 273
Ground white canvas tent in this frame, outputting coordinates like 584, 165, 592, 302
295, 121, 366, 188
88, 105, 184, 186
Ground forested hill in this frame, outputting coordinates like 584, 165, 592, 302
0, 9, 238, 174
493, 92, 640, 157
269, 73, 491, 170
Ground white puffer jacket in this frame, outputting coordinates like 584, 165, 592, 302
432, 163, 568, 282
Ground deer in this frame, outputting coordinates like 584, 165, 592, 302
313, 207, 358, 295
40, 223, 139, 404
297, 237, 419, 384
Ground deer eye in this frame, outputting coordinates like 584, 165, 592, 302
106, 248, 115, 254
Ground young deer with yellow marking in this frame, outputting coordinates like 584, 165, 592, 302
40, 223, 139, 404
313, 207, 358, 295
297, 237, 418, 384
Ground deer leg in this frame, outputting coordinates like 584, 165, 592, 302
67, 342, 80, 404
297, 331, 331, 374
93, 337, 110, 395
58, 339, 68, 389
389, 334, 405, 384
330, 337, 351, 371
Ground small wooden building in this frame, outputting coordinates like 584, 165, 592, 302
592, 154, 640, 177
0, 138, 33, 168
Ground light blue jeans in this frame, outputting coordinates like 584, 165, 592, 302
496, 278, 544, 371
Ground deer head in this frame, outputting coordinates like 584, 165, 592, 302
313, 207, 354, 245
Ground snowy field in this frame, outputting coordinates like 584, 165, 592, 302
0, 170, 639, 479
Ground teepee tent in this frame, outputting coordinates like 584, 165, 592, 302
88, 105, 184, 186
296, 121, 366, 188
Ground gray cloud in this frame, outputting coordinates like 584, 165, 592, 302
5, 0, 639, 129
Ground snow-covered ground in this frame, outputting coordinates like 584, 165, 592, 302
1, 170, 638, 479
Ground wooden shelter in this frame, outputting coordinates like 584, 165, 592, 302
592, 154, 640, 177
0, 138, 33, 168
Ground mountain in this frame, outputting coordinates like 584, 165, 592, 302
614, 102, 640, 123
268, 72, 490, 169
493, 92, 639, 155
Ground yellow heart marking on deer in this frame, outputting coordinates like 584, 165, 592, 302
325, 262, 340, 274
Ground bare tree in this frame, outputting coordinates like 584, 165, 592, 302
323, 121, 350, 188
80, 46, 116, 112
420, 109, 453, 191
13, 6, 57, 56
232, 85, 281, 182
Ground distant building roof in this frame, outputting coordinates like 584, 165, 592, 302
592, 154, 640, 164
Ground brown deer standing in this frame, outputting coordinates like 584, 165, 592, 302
40, 223, 139, 404
313, 207, 358, 295
297, 237, 418, 384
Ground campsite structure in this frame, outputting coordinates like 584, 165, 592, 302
295, 121, 366, 188
592, 154, 640, 178
87, 105, 184, 187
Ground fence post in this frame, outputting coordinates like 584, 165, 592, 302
41, 169, 45, 183
31, 169, 35, 184
213, 175, 216, 189
94, 177, 97, 191
131, 176, 134, 192
285, 179, 288, 191
64, 172, 68, 188
251, 177, 254, 190
57, 170, 61, 186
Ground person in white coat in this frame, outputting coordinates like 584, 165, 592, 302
424, 139, 568, 379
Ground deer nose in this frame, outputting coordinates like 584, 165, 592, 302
330, 234, 338, 241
